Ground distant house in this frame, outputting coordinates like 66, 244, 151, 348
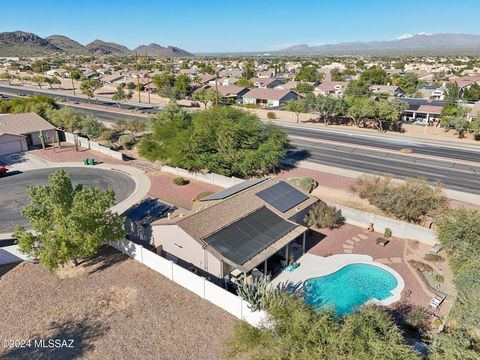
101, 74, 127, 85
151, 179, 319, 282
417, 85, 446, 100
213, 85, 249, 104
257, 70, 274, 78
274, 81, 298, 91
453, 76, 480, 94
249, 77, 284, 89
0, 113, 57, 155
369, 85, 403, 97
242, 88, 300, 108
314, 81, 348, 97
400, 99, 444, 122
468, 101, 480, 121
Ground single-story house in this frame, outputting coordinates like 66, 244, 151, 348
213, 85, 249, 103
243, 88, 300, 108
249, 77, 284, 89
453, 76, 480, 94
369, 85, 403, 97
101, 74, 127, 85
274, 81, 298, 91
417, 85, 446, 100
314, 81, 348, 97
0, 113, 57, 155
151, 178, 319, 283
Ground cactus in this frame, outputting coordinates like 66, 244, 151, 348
236, 276, 269, 311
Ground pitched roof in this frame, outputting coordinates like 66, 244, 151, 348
215, 85, 248, 96
0, 113, 56, 135
173, 178, 317, 241
416, 105, 443, 114
243, 88, 298, 101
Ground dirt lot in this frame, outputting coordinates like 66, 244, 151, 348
0, 248, 237, 360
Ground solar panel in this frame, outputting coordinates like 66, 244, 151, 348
125, 198, 170, 222
256, 181, 309, 213
204, 207, 297, 266
201, 178, 267, 201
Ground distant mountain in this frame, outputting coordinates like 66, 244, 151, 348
85, 39, 131, 55
45, 35, 89, 55
279, 33, 480, 55
133, 43, 194, 57
0, 31, 62, 56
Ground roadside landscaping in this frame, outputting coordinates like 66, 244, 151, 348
0, 247, 237, 360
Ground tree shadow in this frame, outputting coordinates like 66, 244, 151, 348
81, 246, 129, 275
1, 316, 110, 360
0, 262, 19, 278
0, 152, 29, 166
304, 230, 327, 252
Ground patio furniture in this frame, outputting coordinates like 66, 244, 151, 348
376, 237, 390, 247
429, 295, 446, 309
430, 244, 443, 254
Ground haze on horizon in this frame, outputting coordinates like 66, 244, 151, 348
1, 0, 479, 53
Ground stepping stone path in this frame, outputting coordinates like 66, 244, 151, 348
340, 233, 404, 264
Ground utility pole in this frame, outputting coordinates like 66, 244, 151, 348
215, 69, 219, 106
135, 51, 141, 103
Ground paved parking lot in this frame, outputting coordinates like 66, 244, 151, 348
0, 167, 135, 233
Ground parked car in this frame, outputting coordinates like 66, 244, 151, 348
0, 166, 8, 177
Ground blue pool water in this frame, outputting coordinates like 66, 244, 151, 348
304, 263, 398, 316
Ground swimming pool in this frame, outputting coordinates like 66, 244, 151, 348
304, 263, 399, 316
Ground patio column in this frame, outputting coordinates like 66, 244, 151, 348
285, 244, 289, 262
264, 260, 267, 277
302, 232, 306, 254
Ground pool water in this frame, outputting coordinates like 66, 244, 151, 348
304, 263, 398, 316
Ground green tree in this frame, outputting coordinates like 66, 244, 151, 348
236, 77, 254, 88
45, 76, 61, 90
14, 170, 125, 270
345, 80, 371, 97
295, 82, 314, 94
295, 64, 322, 82
282, 99, 308, 123
175, 74, 191, 98
306, 94, 345, 125
192, 88, 217, 109
359, 66, 390, 85
0, 72, 15, 85
31, 75, 47, 89
1, 95, 57, 118
80, 79, 102, 103
80, 116, 106, 139
112, 84, 133, 109
463, 83, 480, 101
113, 118, 145, 137
346, 96, 376, 127
241, 60, 255, 79
139, 106, 289, 177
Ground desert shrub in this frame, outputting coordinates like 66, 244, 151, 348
267, 111, 276, 119
173, 176, 189, 186
384, 228, 392, 239
353, 175, 447, 223
196, 191, 214, 200
118, 134, 135, 148
304, 202, 344, 229
287, 177, 318, 193
404, 306, 431, 334
433, 274, 445, 283
423, 254, 444, 262
408, 260, 433, 273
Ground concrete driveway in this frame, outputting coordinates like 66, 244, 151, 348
0, 167, 136, 233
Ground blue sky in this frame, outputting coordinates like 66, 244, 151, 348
2, 0, 479, 53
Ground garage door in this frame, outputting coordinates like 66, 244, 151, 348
0, 140, 24, 156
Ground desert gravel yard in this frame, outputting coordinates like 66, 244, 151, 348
0, 247, 237, 360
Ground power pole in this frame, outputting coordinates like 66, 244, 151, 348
215, 69, 219, 106
135, 51, 141, 103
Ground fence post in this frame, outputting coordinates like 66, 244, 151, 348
170, 261, 174, 280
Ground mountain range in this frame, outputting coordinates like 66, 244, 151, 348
278, 33, 480, 55
0, 31, 193, 57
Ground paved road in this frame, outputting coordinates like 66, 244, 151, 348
0, 85, 158, 112
288, 138, 480, 194
0, 167, 135, 233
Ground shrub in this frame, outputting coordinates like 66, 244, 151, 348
408, 260, 433, 273
304, 202, 344, 229
173, 176, 189, 186
433, 274, 445, 283
267, 111, 276, 119
404, 306, 431, 334
423, 254, 444, 262
195, 191, 214, 200
353, 175, 447, 223
118, 134, 135, 148
384, 228, 392, 239
287, 177, 318, 193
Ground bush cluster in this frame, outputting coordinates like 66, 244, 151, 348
173, 176, 189, 186
287, 177, 318, 193
353, 175, 447, 223
304, 202, 344, 229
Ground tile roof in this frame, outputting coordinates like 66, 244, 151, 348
0, 113, 56, 135
243, 88, 298, 101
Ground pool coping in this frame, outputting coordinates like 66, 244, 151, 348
270, 253, 405, 307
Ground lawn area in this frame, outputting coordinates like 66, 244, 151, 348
0, 247, 237, 360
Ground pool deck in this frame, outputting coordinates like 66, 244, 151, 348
270, 253, 405, 306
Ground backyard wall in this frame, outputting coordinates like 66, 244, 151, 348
328, 202, 438, 245
111, 238, 268, 328
63, 131, 124, 161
